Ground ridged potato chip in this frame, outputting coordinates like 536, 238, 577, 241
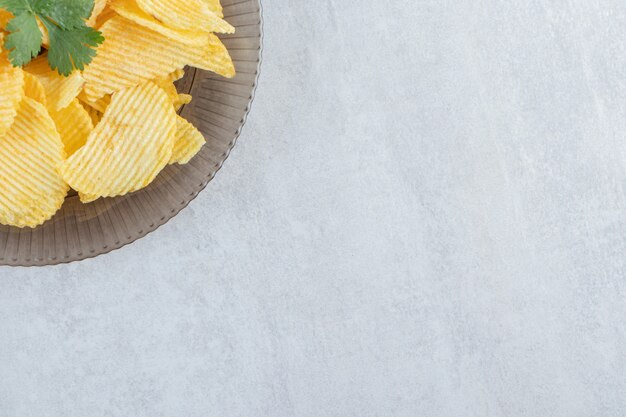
23, 72, 46, 105
174, 93, 192, 111
111, 0, 207, 46
135, 0, 234, 34
0, 36, 24, 138
169, 68, 185, 82
82, 103, 103, 126
25, 56, 84, 111
203, 0, 223, 18
78, 192, 99, 204
83, 16, 217, 100
95, 3, 117, 29
191, 33, 235, 78
61, 81, 177, 198
49, 99, 94, 157
78, 91, 111, 113
170, 115, 205, 165
87, 0, 109, 27
0, 97, 68, 228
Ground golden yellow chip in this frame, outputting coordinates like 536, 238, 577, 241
49, 99, 94, 157
87, 0, 109, 27
0, 97, 68, 228
0, 36, 24, 138
23, 72, 46, 106
203, 0, 223, 18
25, 55, 84, 111
82, 103, 103, 126
170, 115, 205, 165
169, 68, 185, 82
83, 16, 218, 100
95, 3, 117, 29
191, 33, 235, 78
154, 75, 179, 103
61, 81, 177, 198
111, 0, 207, 46
135, 0, 234, 34
78, 91, 111, 113
174, 93, 192, 111
79, 192, 99, 203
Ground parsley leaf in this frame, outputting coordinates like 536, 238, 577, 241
4, 13, 42, 66
45, 0, 94, 29
43, 19, 103, 75
0, 0, 103, 76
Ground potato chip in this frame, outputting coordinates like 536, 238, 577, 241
83, 16, 218, 100
87, 0, 109, 27
111, 0, 207, 46
0, 35, 24, 138
78, 91, 111, 113
174, 93, 192, 111
49, 99, 94, 157
135, 0, 234, 34
154, 75, 179, 103
169, 68, 185, 82
82, 103, 103, 126
61, 81, 177, 198
95, 3, 117, 29
25, 55, 84, 111
169, 115, 205, 165
191, 33, 235, 78
23, 72, 46, 106
203, 0, 223, 18
0, 97, 68, 228
79, 192, 99, 203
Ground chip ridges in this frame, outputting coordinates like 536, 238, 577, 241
61, 81, 177, 199
0, 97, 68, 228
83, 16, 216, 100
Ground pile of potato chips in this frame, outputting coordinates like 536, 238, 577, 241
0, 0, 235, 228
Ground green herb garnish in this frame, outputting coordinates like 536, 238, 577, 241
0, 0, 104, 76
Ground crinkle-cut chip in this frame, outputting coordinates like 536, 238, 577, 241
203, 0, 223, 18
135, 0, 234, 34
154, 75, 179, 103
191, 33, 235, 78
25, 56, 84, 110
79, 192, 99, 203
169, 116, 205, 165
111, 0, 207, 46
49, 99, 94, 157
61, 81, 177, 198
83, 16, 214, 100
153, 74, 191, 111
169, 68, 185, 82
78, 90, 111, 113
0, 48, 24, 138
174, 93, 192, 112
82, 103, 103, 126
0, 8, 13, 30
87, 0, 108, 27
0, 97, 68, 228
23, 72, 46, 106
95, 3, 117, 29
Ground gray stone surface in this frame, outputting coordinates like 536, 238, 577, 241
1, 0, 626, 415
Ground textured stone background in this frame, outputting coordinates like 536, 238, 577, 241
2, 1, 626, 416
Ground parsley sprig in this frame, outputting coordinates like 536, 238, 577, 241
0, 0, 104, 76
